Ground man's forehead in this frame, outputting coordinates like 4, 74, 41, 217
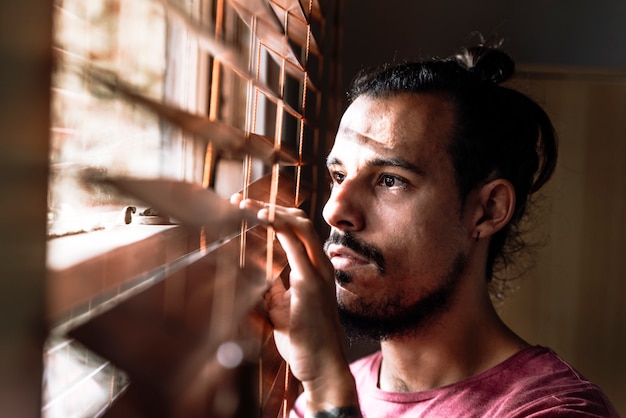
334, 125, 390, 148
329, 127, 401, 165
341, 93, 452, 137
328, 126, 428, 176
331, 95, 453, 161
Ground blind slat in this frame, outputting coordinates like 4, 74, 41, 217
268, 1, 321, 56
83, 67, 303, 165
243, 170, 311, 208
270, 0, 324, 23
229, 0, 305, 73
300, 0, 323, 22
157, 0, 301, 116
100, 178, 254, 230
269, 0, 308, 23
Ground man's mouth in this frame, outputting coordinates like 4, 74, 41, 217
323, 231, 385, 275
326, 244, 370, 271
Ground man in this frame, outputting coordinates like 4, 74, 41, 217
235, 43, 619, 417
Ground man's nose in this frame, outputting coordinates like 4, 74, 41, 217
322, 180, 364, 232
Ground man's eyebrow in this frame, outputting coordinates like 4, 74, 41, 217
326, 156, 424, 176
326, 156, 342, 167
370, 157, 425, 176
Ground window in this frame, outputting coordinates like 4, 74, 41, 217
45, 0, 341, 416
49, 0, 206, 238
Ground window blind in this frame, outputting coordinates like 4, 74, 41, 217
46, 0, 342, 416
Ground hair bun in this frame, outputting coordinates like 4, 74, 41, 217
455, 44, 515, 84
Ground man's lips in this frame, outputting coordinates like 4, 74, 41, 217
326, 244, 370, 270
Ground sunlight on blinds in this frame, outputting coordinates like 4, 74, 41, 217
45, 0, 341, 416
49, 0, 170, 238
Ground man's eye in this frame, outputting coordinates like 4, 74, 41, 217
330, 172, 345, 185
379, 174, 405, 188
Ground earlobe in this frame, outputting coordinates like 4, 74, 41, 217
473, 179, 515, 240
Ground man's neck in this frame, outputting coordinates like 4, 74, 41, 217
377, 293, 528, 392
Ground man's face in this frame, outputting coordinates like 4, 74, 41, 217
322, 93, 476, 340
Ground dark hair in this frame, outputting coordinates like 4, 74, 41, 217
347, 41, 558, 288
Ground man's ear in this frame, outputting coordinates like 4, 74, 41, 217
472, 179, 516, 240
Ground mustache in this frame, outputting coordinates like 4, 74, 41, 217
324, 231, 385, 274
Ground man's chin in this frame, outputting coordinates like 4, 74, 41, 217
337, 305, 395, 342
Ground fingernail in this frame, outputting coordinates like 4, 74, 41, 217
257, 208, 273, 225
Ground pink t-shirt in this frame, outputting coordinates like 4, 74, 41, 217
291, 346, 619, 417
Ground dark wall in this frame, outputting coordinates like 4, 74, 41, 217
339, 2, 626, 414
341, 0, 626, 91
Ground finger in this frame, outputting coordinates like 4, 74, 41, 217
238, 198, 268, 212
273, 224, 316, 282
230, 194, 269, 208
229, 192, 243, 205
265, 276, 290, 328
257, 207, 334, 280
238, 200, 334, 280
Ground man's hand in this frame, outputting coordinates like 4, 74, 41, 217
231, 195, 360, 415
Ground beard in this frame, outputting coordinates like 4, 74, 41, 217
326, 230, 467, 342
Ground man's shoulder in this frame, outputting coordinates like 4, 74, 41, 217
346, 346, 620, 417
492, 345, 620, 416
501, 345, 606, 392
